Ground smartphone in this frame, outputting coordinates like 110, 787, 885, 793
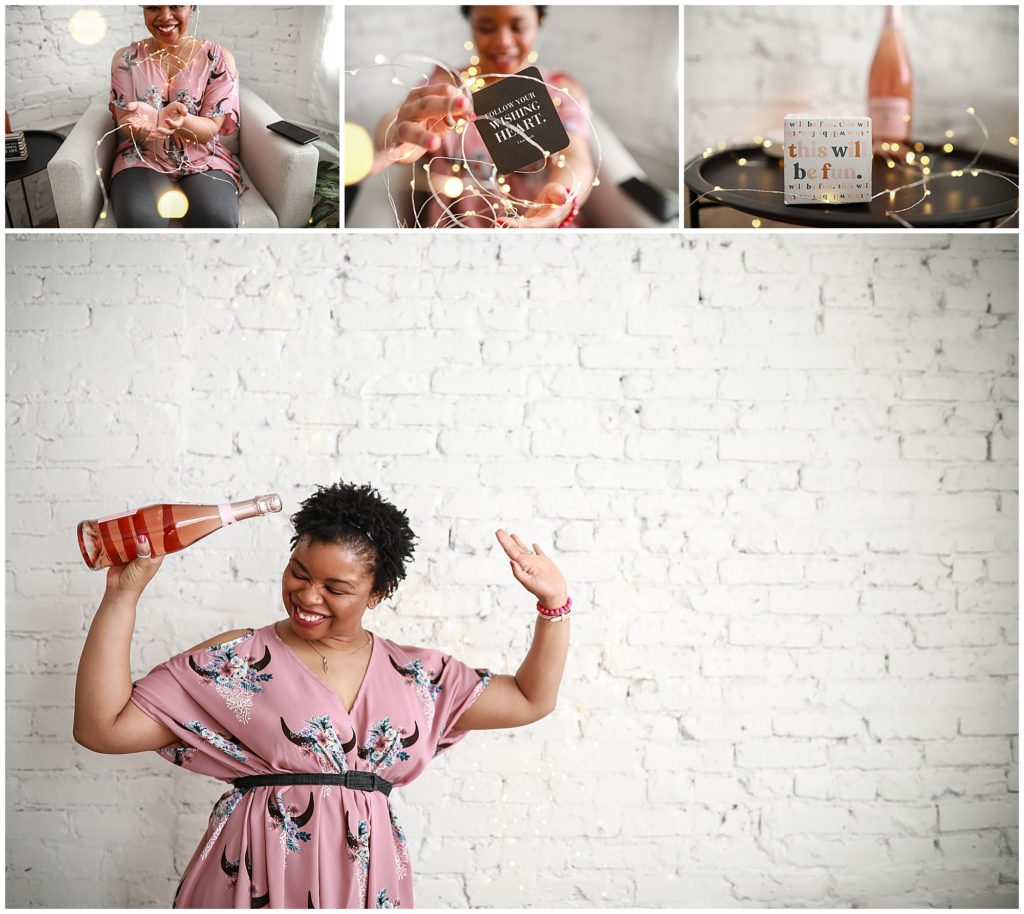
619, 176, 679, 223
267, 121, 320, 145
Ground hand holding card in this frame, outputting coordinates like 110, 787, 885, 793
471, 66, 570, 174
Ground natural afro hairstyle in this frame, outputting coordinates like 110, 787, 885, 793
460, 5, 547, 22
289, 482, 417, 602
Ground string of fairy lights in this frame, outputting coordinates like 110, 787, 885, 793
687, 107, 1019, 228
91, 7, 242, 224
345, 46, 603, 229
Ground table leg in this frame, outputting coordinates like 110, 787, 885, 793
686, 187, 701, 229
19, 177, 34, 229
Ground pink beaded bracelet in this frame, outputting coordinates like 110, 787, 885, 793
536, 596, 572, 617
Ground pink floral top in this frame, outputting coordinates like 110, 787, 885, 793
130, 624, 491, 908
109, 39, 243, 191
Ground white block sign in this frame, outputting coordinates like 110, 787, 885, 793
783, 114, 872, 205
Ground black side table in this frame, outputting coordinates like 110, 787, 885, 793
684, 143, 1018, 228
5, 130, 65, 228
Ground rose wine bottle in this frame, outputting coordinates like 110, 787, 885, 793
868, 5, 913, 147
78, 494, 282, 570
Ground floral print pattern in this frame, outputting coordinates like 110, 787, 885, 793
190, 632, 272, 725
159, 745, 196, 767
268, 793, 313, 858
294, 714, 352, 776
199, 788, 244, 862
390, 656, 445, 726
362, 718, 411, 770
182, 720, 247, 762
390, 808, 410, 881
347, 815, 371, 905
375, 888, 400, 909
174, 88, 201, 116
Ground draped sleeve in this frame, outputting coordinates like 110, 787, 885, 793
198, 43, 240, 136
130, 630, 273, 780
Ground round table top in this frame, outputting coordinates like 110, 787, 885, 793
684, 144, 1019, 228
6, 130, 66, 184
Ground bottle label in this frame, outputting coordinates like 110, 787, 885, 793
869, 97, 911, 140
219, 503, 236, 526
97, 508, 133, 524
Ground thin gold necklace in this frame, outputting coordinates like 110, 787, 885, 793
307, 633, 372, 674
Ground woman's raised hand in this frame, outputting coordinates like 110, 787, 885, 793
382, 83, 470, 166
496, 529, 568, 610
122, 101, 160, 141
104, 535, 164, 601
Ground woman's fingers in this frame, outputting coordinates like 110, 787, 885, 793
510, 532, 530, 552
394, 121, 438, 152
495, 528, 520, 560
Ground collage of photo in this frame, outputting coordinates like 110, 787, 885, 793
5, 1, 1020, 911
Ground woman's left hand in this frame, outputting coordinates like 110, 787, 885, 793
496, 529, 568, 610
503, 182, 575, 229
156, 101, 189, 137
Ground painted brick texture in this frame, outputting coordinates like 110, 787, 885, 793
5, 232, 1019, 908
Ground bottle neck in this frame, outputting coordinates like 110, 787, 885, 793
225, 494, 283, 522
884, 5, 902, 28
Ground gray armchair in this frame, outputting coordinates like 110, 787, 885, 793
47, 86, 318, 228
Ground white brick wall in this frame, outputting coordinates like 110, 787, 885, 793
5, 231, 1019, 908
344, 4, 680, 190
684, 4, 1020, 161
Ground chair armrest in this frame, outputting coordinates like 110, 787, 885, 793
47, 103, 116, 228
238, 87, 319, 228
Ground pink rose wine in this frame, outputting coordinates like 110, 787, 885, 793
868, 5, 913, 148
77, 494, 282, 570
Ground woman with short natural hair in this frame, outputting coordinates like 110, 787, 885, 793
74, 481, 572, 908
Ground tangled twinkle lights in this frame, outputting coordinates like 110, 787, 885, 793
93, 8, 244, 224
346, 52, 604, 228
685, 107, 1018, 228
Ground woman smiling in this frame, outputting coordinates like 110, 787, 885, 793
74, 481, 572, 908
108, 4, 244, 227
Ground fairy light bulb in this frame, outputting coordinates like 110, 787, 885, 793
156, 189, 188, 219
69, 9, 107, 45
469, 55, 479, 65
344, 123, 374, 185
442, 176, 464, 198
373, 54, 386, 65
464, 41, 474, 51
527, 51, 539, 63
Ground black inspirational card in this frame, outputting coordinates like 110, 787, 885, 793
471, 66, 570, 173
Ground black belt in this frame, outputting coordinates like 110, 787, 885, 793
233, 771, 393, 797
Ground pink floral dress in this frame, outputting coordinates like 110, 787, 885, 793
109, 39, 243, 191
130, 624, 491, 908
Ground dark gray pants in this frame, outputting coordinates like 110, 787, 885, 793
109, 168, 240, 229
